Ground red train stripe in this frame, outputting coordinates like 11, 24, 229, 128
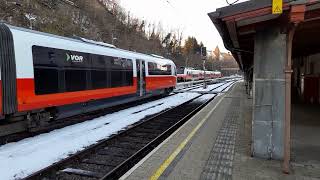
16, 78, 138, 112
146, 76, 176, 91
12, 76, 176, 112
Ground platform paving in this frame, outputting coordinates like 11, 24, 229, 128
121, 82, 320, 180
232, 86, 320, 180
200, 97, 240, 180
120, 82, 240, 180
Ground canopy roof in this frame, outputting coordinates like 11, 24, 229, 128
209, 0, 320, 71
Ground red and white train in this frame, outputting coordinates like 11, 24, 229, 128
0, 24, 176, 132
177, 67, 222, 82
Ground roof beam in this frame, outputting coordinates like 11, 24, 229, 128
225, 20, 245, 69
226, 20, 240, 48
290, 4, 306, 23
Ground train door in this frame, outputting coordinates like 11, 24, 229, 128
136, 59, 146, 96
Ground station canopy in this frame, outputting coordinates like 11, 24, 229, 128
209, 0, 320, 71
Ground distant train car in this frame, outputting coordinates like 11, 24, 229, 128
213, 71, 222, 78
207, 71, 222, 79
177, 67, 222, 82
177, 67, 193, 81
0, 23, 176, 133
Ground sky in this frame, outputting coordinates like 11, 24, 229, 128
119, 0, 248, 53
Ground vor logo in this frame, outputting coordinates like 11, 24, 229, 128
66, 53, 84, 63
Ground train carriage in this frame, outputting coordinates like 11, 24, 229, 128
177, 67, 222, 82
0, 24, 176, 133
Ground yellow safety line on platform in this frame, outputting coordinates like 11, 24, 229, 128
149, 94, 226, 180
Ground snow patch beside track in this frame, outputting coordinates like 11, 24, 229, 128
0, 78, 241, 180
0, 93, 199, 180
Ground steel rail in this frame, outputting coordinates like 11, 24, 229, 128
24, 80, 236, 180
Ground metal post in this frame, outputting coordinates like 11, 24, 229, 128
203, 60, 207, 89
283, 25, 296, 174
201, 47, 207, 89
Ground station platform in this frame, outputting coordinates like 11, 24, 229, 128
120, 82, 320, 180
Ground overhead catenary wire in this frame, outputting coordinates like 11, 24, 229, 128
158, 0, 188, 31
226, 0, 240, 5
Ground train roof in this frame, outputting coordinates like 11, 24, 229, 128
3, 23, 175, 65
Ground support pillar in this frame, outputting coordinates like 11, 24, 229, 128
252, 27, 287, 160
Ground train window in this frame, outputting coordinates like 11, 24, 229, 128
123, 59, 134, 86
148, 62, 172, 75
91, 55, 106, 68
91, 70, 108, 89
110, 58, 133, 87
177, 67, 185, 74
34, 67, 59, 95
65, 69, 87, 92
124, 70, 134, 86
111, 70, 123, 87
90, 55, 109, 89
32, 45, 134, 95
32, 46, 58, 67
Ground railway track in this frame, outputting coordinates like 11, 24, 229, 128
176, 80, 214, 90
176, 79, 221, 91
1, 78, 232, 145
0, 94, 172, 145
176, 77, 239, 92
24, 80, 236, 180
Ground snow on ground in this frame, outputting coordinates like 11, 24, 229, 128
192, 82, 225, 92
176, 84, 201, 91
194, 94, 217, 103
222, 78, 243, 92
193, 79, 238, 93
0, 92, 200, 180
223, 81, 237, 92
0, 78, 241, 180
215, 81, 235, 92
193, 79, 240, 102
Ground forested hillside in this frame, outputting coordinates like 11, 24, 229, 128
0, 0, 238, 71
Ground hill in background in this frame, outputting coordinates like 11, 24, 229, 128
0, 0, 239, 73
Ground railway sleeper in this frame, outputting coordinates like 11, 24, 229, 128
82, 154, 122, 166
82, 158, 116, 169
103, 146, 138, 154
117, 137, 150, 145
161, 115, 190, 119
112, 142, 144, 151
127, 132, 158, 139
134, 127, 164, 133
75, 162, 110, 173
146, 121, 172, 126
97, 149, 135, 157
57, 173, 98, 180
89, 154, 126, 166
136, 124, 165, 130
113, 140, 148, 149
59, 167, 104, 178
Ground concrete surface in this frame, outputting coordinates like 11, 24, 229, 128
291, 103, 320, 178
121, 82, 320, 180
121, 82, 241, 180
252, 27, 287, 160
232, 88, 320, 180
